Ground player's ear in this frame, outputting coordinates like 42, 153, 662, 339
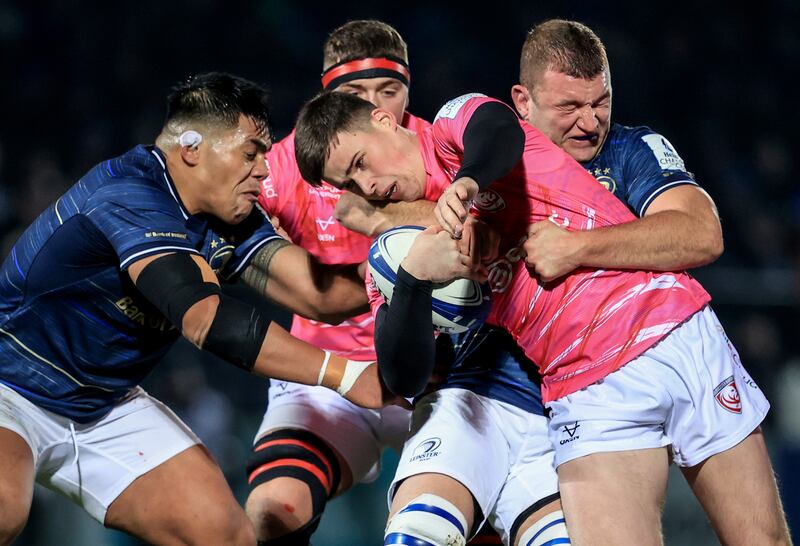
371, 108, 398, 130
511, 84, 531, 120
179, 130, 203, 166
180, 146, 201, 167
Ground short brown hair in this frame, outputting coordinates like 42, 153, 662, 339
519, 19, 608, 90
323, 20, 408, 69
294, 91, 375, 186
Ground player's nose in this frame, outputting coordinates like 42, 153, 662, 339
576, 105, 599, 132
253, 157, 269, 179
354, 174, 377, 197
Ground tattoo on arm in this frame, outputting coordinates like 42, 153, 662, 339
240, 239, 292, 294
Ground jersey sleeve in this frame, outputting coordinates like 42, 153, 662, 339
84, 178, 199, 270
258, 132, 303, 217
217, 206, 285, 281
432, 93, 513, 156
621, 127, 698, 216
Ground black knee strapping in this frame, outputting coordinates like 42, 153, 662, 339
246, 429, 341, 515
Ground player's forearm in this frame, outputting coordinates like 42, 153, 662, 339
374, 266, 436, 397
242, 243, 368, 323
252, 322, 329, 383
335, 194, 436, 237
262, 265, 369, 324
307, 263, 370, 322
578, 209, 723, 270
252, 323, 362, 396
375, 201, 437, 231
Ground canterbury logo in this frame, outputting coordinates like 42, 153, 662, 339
316, 216, 336, 231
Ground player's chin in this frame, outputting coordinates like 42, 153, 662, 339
229, 202, 255, 224
566, 142, 599, 162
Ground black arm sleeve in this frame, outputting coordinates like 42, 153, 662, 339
374, 266, 436, 397
453, 101, 525, 190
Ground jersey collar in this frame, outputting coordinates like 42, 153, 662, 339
149, 146, 191, 220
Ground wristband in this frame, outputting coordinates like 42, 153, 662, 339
337, 360, 373, 397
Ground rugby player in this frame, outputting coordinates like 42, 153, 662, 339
0, 72, 399, 546
298, 91, 570, 544
295, 87, 790, 545
244, 20, 430, 546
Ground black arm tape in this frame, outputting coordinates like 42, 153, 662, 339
454, 101, 525, 190
375, 265, 436, 397
203, 295, 271, 371
135, 253, 221, 329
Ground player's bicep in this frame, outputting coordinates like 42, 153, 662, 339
644, 184, 719, 219
128, 252, 221, 345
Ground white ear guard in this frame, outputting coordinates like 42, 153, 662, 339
179, 130, 203, 148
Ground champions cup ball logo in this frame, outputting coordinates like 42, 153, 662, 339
472, 190, 506, 212
713, 376, 742, 414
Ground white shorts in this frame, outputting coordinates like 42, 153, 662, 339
548, 306, 770, 468
0, 384, 200, 523
254, 380, 411, 483
390, 388, 558, 544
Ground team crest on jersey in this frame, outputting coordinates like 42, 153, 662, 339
596, 175, 617, 194
713, 375, 742, 414
587, 166, 617, 194
434, 93, 487, 121
472, 189, 506, 212
409, 437, 442, 462
642, 134, 686, 171
487, 235, 527, 293
207, 237, 234, 273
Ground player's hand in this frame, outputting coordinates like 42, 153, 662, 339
435, 177, 480, 239
459, 216, 500, 267
401, 226, 487, 283
524, 220, 583, 282
334, 192, 387, 237
270, 215, 292, 242
342, 362, 413, 410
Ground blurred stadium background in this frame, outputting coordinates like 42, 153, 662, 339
1, 1, 797, 544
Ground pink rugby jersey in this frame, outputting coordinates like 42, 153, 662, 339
259, 113, 430, 360
423, 95, 711, 402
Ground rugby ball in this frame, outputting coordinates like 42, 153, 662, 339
368, 225, 492, 334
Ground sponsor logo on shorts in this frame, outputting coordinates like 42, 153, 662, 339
559, 422, 581, 445
472, 189, 506, 212
713, 376, 742, 414
271, 381, 295, 399
409, 437, 441, 462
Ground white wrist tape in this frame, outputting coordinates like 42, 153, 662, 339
316, 351, 332, 386
337, 360, 372, 396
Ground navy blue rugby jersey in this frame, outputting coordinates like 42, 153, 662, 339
584, 123, 697, 217
437, 326, 544, 415
0, 145, 283, 422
